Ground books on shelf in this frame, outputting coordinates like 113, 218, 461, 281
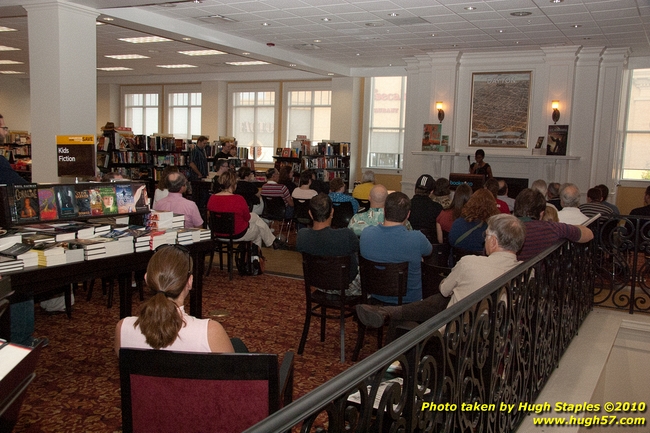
54, 185, 77, 219
13, 184, 39, 223
37, 187, 58, 221
115, 184, 136, 214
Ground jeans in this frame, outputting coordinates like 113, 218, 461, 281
10, 299, 35, 346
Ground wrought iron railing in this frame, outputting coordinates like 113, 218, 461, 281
244, 238, 595, 433
591, 215, 650, 314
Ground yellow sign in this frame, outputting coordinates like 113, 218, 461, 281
56, 135, 95, 145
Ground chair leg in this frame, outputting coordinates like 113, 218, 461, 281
206, 249, 214, 276
85, 279, 95, 302
107, 279, 115, 309
320, 306, 326, 342
353, 322, 366, 362
340, 307, 346, 363
227, 241, 234, 280
298, 304, 312, 355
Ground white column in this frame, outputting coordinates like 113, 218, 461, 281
330, 77, 362, 189
24, 1, 98, 182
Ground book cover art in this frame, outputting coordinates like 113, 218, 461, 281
55, 185, 77, 219
422, 124, 442, 151
132, 183, 149, 212
88, 188, 104, 216
115, 184, 136, 214
38, 187, 58, 221
547, 125, 568, 156
13, 183, 40, 223
75, 186, 91, 217
99, 185, 118, 215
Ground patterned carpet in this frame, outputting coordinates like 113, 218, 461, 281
14, 262, 371, 432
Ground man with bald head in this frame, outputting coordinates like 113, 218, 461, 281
348, 184, 414, 236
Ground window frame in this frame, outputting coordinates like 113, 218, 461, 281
121, 85, 163, 136
164, 84, 202, 140
282, 81, 332, 147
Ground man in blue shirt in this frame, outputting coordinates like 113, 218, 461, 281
360, 192, 432, 304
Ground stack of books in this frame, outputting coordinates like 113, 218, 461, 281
102, 235, 134, 257
176, 229, 194, 245
146, 211, 174, 230
0, 256, 23, 272
134, 231, 152, 252
0, 231, 24, 251
149, 230, 177, 250
32, 243, 66, 267
22, 233, 56, 247
66, 239, 108, 261
63, 246, 85, 264
0, 243, 38, 268
172, 214, 185, 228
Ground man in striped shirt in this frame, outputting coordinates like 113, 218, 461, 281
514, 188, 593, 262
261, 167, 294, 218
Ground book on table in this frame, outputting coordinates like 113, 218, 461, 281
37, 187, 58, 221
54, 185, 78, 219
13, 183, 40, 223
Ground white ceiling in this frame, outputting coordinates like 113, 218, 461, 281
1, 0, 649, 80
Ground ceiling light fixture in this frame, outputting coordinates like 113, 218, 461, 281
572, 24, 582, 28
156, 64, 198, 68
388, 13, 398, 17
103, 17, 114, 21
550, 0, 563, 3
365, 22, 383, 27
225, 61, 269, 66
96, 22, 105, 25
97, 67, 133, 71
0, 71, 24, 74
431, 34, 436, 37
105, 54, 150, 59
261, 22, 270, 26
510, 11, 532, 17
327, 73, 334, 76
314, 39, 321, 43
498, 29, 505, 33
119, 36, 172, 43
0, 46, 20, 51
178, 49, 225, 56
242, 52, 250, 55
182, 37, 191, 41
0, 60, 22, 64
321, 18, 331, 22
289, 64, 296, 67
0, 26, 18, 32
464, 6, 476, 11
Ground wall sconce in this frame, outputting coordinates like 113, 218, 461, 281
551, 100, 560, 124
436, 101, 445, 123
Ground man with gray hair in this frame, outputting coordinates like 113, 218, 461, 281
153, 172, 203, 228
557, 183, 589, 225
357, 214, 525, 340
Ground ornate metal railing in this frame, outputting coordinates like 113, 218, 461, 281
244, 239, 595, 433
591, 215, 650, 314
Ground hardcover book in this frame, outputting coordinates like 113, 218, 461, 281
547, 125, 568, 156
99, 185, 118, 215
75, 186, 92, 217
54, 185, 77, 219
115, 184, 136, 214
13, 183, 40, 223
422, 124, 442, 151
38, 187, 58, 221
89, 189, 104, 216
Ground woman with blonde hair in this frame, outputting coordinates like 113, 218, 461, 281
115, 245, 234, 354
448, 188, 499, 253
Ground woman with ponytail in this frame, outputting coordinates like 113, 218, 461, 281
115, 245, 234, 355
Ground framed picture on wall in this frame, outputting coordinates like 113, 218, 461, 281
469, 71, 531, 148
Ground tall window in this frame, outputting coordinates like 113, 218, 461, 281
168, 91, 202, 140
124, 92, 160, 136
286, 90, 331, 145
232, 90, 276, 163
367, 76, 407, 169
622, 69, 650, 180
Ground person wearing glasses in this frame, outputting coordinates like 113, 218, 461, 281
115, 245, 235, 354
211, 159, 231, 194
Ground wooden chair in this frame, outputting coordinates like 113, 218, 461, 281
353, 257, 408, 361
429, 242, 452, 267
261, 195, 292, 241
299, 253, 362, 363
206, 211, 253, 280
421, 257, 452, 299
357, 199, 370, 213
119, 348, 294, 433
331, 201, 355, 229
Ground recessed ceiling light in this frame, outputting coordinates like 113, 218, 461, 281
193, 0, 202, 3
431, 33, 436, 37
365, 22, 383, 27
242, 52, 250, 55
119, 36, 172, 44
225, 61, 269, 66
0, 46, 20, 51
97, 67, 133, 71
498, 29, 505, 33
356, 53, 361, 56
0, 26, 17, 32
327, 73, 334, 76
321, 18, 331, 22
464, 6, 476, 11
583, 37, 591, 40
314, 39, 322, 43
550, 0, 563, 3
178, 49, 225, 56
510, 11, 532, 17
0, 71, 24, 74
572, 24, 582, 28
103, 17, 114, 21
261, 22, 270, 26
0, 60, 23, 65
156, 64, 198, 68
289, 64, 296, 67
388, 64, 392, 67
105, 54, 150, 59
96, 22, 105, 26
388, 13, 398, 17
182, 37, 191, 41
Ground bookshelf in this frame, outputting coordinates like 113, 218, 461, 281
2, 131, 32, 182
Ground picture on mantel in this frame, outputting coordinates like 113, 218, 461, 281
547, 125, 568, 156
422, 124, 442, 151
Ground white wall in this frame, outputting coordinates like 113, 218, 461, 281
0, 76, 31, 131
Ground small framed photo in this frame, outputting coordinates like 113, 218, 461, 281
275, 147, 283, 156
281, 148, 292, 158
535, 136, 545, 149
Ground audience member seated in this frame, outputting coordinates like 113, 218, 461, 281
497, 179, 515, 213
208, 171, 283, 251
152, 165, 179, 207
153, 172, 203, 228
296, 194, 360, 295
211, 159, 231, 194
102, 171, 124, 182
436, 183, 472, 243
356, 214, 524, 341
448, 188, 499, 253
261, 168, 294, 218
352, 170, 375, 200
308, 171, 329, 195
514, 188, 593, 261
292, 170, 318, 200
360, 192, 432, 304
408, 174, 442, 235
557, 183, 589, 224
115, 245, 235, 355
596, 184, 620, 215
542, 205, 559, 222
278, 165, 297, 195
432, 177, 452, 209
329, 177, 359, 214
579, 187, 614, 218
630, 186, 650, 217
547, 182, 562, 210
234, 166, 262, 214
485, 178, 510, 214
348, 185, 413, 236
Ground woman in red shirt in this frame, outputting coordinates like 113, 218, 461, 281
207, 171, 282, 250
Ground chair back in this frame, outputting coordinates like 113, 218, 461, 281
451, 246, 484, 266
209, 211, 236, 239
421, 259, 452, 299
293, 199, 312, 225
357, 199, 370, 213
429, 242, 452, 267
359, 256, 408, 305
418, 228, 436, 244
331, 201, 355, 229
302, 253, 350, 295
119, 348, 293, 433
261, 195, 287, 221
